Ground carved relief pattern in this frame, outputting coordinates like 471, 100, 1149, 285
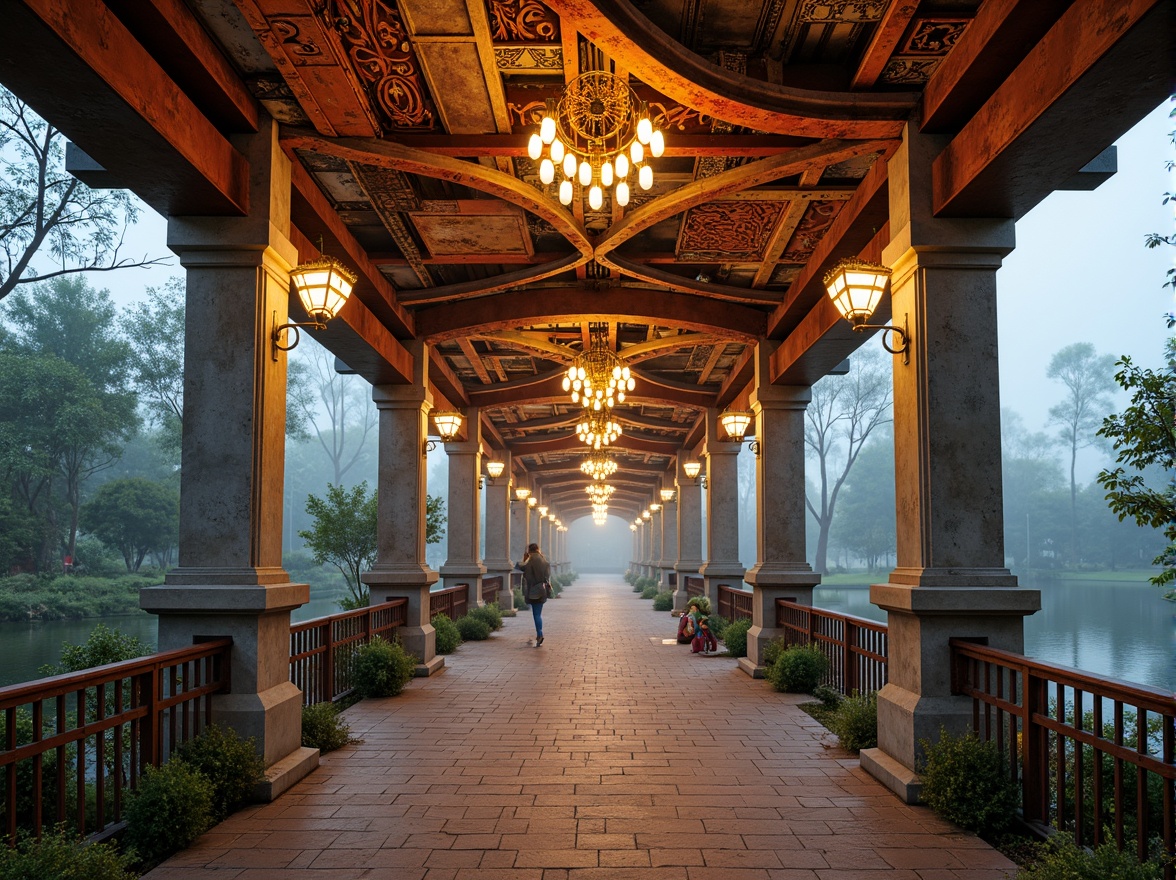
270, 18, 328, 64
695, 156, 736, 179
880, 58, 941, 84
677, 202, 784, 260
797, 0, 887, 22
902, 19, 969, 54
494, 47, 563, 71
487, 0, 560, 42
779, 201, 843, 262
329, 0, 436, 129
648, 101, 712, 133
507, 100, 547, 130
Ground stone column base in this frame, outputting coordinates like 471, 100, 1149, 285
740, 571, 820, 677
362, 570, 444, 677
672, 565, 701, 612
700, 564, 744, 611
860, 747, 923, 804
256, 746, 321, 801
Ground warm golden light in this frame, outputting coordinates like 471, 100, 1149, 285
720, 410, 753, 442
528, 496, 538, 507
649, 502, 661, 512
515, 487, 531, 501
432, 411, 464, 441
823, 258, 891, 326
485, 460, 505, 480
660, 488, 675, 502
290, 255, 357, 325
682, 460, 701, 480
537, 506, 548, 517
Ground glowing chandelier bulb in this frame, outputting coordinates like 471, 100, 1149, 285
650, 129, 665, 158
637, 115, 652, 144
639, 164, 653, 191
630, 140, 643, 164
562, 152, 577, 178
527, 133, 542, 161
615, 181, 629, 207
539, 116, 556, 144
559, 180, 574, 205
588, 185, 603, 211
539, 158, 555, 185
615, 153, 629, 178
578, 160, 592, 187
550, 138, 565, 163
600, 161, 614, 188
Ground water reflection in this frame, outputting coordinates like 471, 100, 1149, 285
816, 577, 1175, 691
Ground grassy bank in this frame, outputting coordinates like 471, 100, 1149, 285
0, 574, 161, 621
818, 568, 1162, 588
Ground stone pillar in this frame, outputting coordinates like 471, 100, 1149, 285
440, 409, 486, 608
639, 518, 651, 577
649, 507, 663, 581
740, 344, 821, 677
675, 458, 704, 612
699, 410, 744, 607
361, 342, 443, 677
142, 116, 315, 798
659, 491, 679, 591
509, 487, 527, 565
860, 124, 1040, 803
484, 452, 515, 614
630, 525, 638, 574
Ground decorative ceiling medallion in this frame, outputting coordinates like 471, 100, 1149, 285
329, 0, 437, 130
797, 0, 887, 23
487, 0, 560, 42
676, 202, 785, 260
780, 201, 843, 262
901, 19, 970, 55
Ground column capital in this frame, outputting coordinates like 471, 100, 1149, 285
751, 384, 810, 411
372, 383, 432, 409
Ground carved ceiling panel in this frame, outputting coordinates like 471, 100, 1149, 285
779, 200, 844, 262
409, 204, 534, 256
487, 0, 560, 42
676, 201, 786, 261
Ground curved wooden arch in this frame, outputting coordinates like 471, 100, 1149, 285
416, 286, 767, 343
470, 372, 713, 409
507, 432, 681, 456
280, 131, 594, 293
542, 0, 916, 138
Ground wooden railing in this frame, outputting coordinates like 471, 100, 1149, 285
289, 600, 409, 706
684, 576, 703, 598
717, 584, 752, 622
1, 639, 231, 845
951, 640, 1176, 878
775, 600, 888, 695
482, 576, 503, 605
429, 584, 468, 621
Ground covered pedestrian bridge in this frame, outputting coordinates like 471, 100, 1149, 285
1, 0, 1172, 858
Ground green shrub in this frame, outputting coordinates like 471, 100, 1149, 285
624, 570, 635, 584
636, 576, 655, 590
652, 591, 673, 611
709, 614, 730, 640
124, 760, 214, 868
302, 702, 356, 753
0, 828, 136, 880
829, 691, 877, 752
684, 596, 711, 615
766, 644, 829, 693
640, 585, 659, 599
432, 613, 462, 654
812, 684, 842, 708
513, 587, 526, 610
919, 728, 1018, 835
761, 637, 789, 667
352, 635, 417, 697
455, 615, 492, 641
469, 602, 504, 631
39, 622, 153, 676
174, 724, 265, 821
721, 617, 752, 657
1015, 836, 1165, 880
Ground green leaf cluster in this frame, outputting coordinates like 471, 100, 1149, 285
919, 727, 1018, 836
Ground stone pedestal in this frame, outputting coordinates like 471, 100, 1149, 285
361, 359, 443, 676
860, 125, 1039, 801
143, 116, 316, 797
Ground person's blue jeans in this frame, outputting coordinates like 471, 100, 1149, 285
531, 600, 543, 638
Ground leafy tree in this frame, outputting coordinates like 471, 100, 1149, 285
123, 277, 185, 455
1046, 342, 1118, 563
0, 86, 165, 300
39, 622, 153, 675
805, 347, 892, 573
80, 477, 179, 571
830, 430, 895, 571
300, 482, 378, 609
1096, 339, 1176, 589
300, 482, 447, 609
0, 492, 38, 573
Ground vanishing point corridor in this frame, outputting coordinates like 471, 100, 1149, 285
146, 575, 1016, 880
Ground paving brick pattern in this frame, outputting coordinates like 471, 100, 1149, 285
146, 575, 1016, 879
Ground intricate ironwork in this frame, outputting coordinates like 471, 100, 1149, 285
563, 324, 634, 410
487, 0, 560, 42
576, 409, 622, 449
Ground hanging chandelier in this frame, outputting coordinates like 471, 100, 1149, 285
563, 324, 634, 410
581, 452, 618, 481
576, 408, 622, 449
585, 483, 615, 504
527, 70, 664, 209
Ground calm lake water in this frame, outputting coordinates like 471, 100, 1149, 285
1, 576, 1172, 693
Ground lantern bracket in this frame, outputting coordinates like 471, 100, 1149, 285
272, 311, 329, 360
850, 313, 909, 364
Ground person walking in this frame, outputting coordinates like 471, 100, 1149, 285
519, 542, 551, 646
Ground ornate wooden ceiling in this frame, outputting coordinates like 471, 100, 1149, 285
8, 0, 1164, 520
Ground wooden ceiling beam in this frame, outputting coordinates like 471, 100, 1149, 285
507, 432, 681, 456
415, 287, 766, 343
469, 372, 714, 409
851, 2, 920, 90
542, 0, 915, 137
458, 338, 494, 385
931, 0, 1172, 219
0, 0, 249, 217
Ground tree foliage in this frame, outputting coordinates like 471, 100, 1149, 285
0, 86, 165, 300
122, 277, 185, 454
287, 340, 375, 482
1096, 340, 1176, 589
80, 477, 179, 572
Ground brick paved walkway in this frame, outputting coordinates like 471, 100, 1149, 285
146, 574, 1016, 879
